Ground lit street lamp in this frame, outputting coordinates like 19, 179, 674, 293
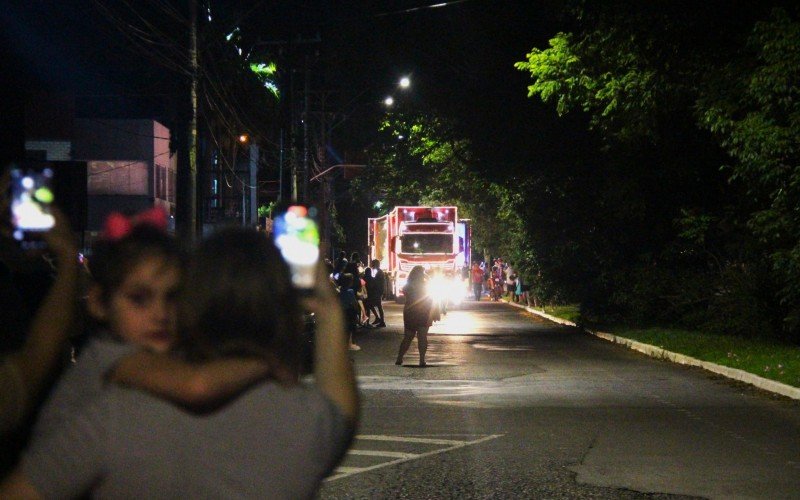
383, 76, 411, 108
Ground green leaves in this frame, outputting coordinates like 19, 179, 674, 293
516, 27, 663, 142
698, 8, 800, 331
515, 2, 800, 340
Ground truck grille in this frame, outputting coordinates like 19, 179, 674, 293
398, 261, 453, 272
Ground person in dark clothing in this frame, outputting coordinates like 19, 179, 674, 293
343, 253, 369, 326
337, 273, 361, 351
364, 259, 385, 327
395, 266, 434, 367
343, 252, 361, 290
333, 251, 348, 278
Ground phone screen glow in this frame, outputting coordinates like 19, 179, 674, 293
273, 205, 320, 290
10, 168, 56, 240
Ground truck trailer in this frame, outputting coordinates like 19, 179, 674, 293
368, 206, 470, 301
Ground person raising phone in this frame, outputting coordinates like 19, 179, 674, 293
0, 208, 78, 436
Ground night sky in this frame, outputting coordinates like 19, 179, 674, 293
1, 0, 585, 175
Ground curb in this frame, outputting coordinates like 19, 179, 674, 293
505, 300, 800, 401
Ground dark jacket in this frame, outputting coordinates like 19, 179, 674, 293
403, 282, 433, 329
365, 268, 384, 299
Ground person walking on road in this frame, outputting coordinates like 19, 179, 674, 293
365, 259, 386, 327
395, 266, 434, 367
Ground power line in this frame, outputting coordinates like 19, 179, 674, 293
86, 149, 173, 176
372, 0, 478, 18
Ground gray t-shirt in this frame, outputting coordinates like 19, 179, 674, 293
23, 378, 352, 499
31, 336, 134, 440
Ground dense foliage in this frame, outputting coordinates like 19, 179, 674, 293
515, 2, 800, 341
353, 111, 515, 260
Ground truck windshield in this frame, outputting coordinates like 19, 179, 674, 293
400, 234, 452, 254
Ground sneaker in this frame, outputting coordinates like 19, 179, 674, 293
374, 322, 386, 328
348, 344, 361, 351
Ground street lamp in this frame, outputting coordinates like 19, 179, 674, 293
384, 77, 410, 108
228, 133, 254, 227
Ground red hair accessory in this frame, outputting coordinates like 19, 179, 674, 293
102, 207, 169, 241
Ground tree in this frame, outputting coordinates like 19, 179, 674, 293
699, 9, 800, 333
515, 1, 800, 339
355, 111, 521, 266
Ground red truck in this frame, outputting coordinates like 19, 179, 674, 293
368, 206, 471, 301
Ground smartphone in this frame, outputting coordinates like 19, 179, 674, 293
9, 167, 56, 248
273, 205, 320, 293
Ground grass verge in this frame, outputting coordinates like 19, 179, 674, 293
539, 304, 581, 323
533, 303, 800, 389
611, 327, 800, 389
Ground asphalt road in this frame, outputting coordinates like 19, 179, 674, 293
318, 300, 800, 499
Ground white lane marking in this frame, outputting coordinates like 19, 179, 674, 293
334, 466, 364, 473
356, 434, 468, 446
326, 434, 504, 482
348, 449, 419, 459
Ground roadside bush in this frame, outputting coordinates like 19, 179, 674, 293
701, 261, 786, 340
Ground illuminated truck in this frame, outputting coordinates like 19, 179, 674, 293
368, 206, 470, 301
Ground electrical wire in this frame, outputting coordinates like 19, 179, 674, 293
86, 149, 172, 176
372, 0, 477, 18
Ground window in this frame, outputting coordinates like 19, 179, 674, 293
156, 164, 167, 200
167, 169, 176, 203
399, 234, 453, 254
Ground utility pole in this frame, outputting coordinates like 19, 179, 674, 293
249, 143, 258, 225
177, 0, 198, 244
249, 35, 319, 204
290, 68, 298, 202
278, 129, 284, 203
302, 54, 310, 204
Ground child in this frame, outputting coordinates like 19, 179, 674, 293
3, 226, 357, 498
18, 209, 180, 439
30, 208, 269, 437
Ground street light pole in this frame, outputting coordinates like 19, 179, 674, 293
309, 76, 409, 258
311, 163, 367, 261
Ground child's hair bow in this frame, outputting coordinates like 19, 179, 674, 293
102, 207, 169, 241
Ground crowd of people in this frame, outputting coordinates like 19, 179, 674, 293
327, 251, 386, 352
470, 258, 531, 305
1, 200, 358, 498
327, 252, 443, 367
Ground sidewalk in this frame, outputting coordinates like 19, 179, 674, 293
504, 299, 800, 401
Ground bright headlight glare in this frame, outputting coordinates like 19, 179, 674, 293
426, 275, 465, 304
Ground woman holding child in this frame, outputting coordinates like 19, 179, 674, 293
2, 219, 357, 499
